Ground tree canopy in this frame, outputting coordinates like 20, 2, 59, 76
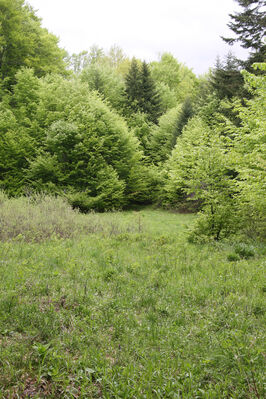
0, 0, 67, 90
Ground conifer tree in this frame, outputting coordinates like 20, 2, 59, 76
124, 59, 162, 123
210, 53, 246, 100
140, 61, 162, 124
222, 0, 266, 67
124, 58, 142, 112
171, 97, 194, 148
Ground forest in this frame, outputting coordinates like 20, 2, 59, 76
0, 0, 265, 397
0, 0, 265, 241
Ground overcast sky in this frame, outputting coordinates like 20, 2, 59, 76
27, 0, 249, 75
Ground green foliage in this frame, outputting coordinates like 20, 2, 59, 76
67, 165, 126, 212
150, 53, 181, 92
80, 63, 125, 112
11, 67, 40, 123
124, 59, 162, 123
210, 53, 246, 100
171, 96, 194, 148
155, 81, 179, 113
0, 102, 34, 194
127, 112, 155, 153
125, 163, 163, 204
22, 78, 145, 210
232, 63, 266, 238
163, 64, 266, 240
234, 243, 256, 259
163, 117, 239, 238
149, 106, 181, 164
0, 0, 67, 90
150, 53, 198, 106
222, 0, 266, 67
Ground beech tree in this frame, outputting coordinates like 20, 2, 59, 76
233, 63, 266, 237
162, 116, 238, 240
0, 0, 67, 90
25, 76, 146, 210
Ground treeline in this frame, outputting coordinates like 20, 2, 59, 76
0, 0, 265, 241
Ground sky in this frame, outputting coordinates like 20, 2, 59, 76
26, 0, 249, 75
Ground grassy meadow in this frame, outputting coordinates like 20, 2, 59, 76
0, 196, 265, 398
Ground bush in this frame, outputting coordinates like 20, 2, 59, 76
227, 253, 241, 262
234, 243, 255, 259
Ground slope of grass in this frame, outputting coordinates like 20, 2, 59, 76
0, 199, 265, 398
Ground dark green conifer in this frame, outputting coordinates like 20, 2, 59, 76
210, 53, 246, 100
222, 0, 266, 68
140, 61, 162, 124
171, 97, 193, 148
124, 59, 162, 123
124, 58, 142, 112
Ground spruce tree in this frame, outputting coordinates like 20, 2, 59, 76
140, 61, 162, 124
222, 0, 266, 68
124, 59, 162, 123
124, 58, 142, 112
210, 53, 246, 100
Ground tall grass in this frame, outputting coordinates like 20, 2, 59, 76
0, 192, 140, 242
0, 193, 264, 398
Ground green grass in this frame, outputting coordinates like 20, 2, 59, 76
0, 205, 265, 398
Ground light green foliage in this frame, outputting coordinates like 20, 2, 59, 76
80, 63, 125, 112
26, 78, 144, 210
155, 81, 179, 113
11, 68, 40, 123
163, 117, 238, 239
149, 106, 181, 164
193, 72, 213, 111
232, 63, 266, 237
0, 0, 67, 89
150, 53, 198, 109
150, 53, 181, 91
67, 45, 105, 73
163, 65, 266, 240
68, 44, 131, 77
127, 111, 155, 153
177, 63, 198, 102
0, 102, 34, 194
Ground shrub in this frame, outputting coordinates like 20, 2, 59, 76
227, 253, 241, 262
234, 243, 255, 259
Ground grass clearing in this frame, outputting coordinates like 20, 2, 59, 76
0, 201, 265, 398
